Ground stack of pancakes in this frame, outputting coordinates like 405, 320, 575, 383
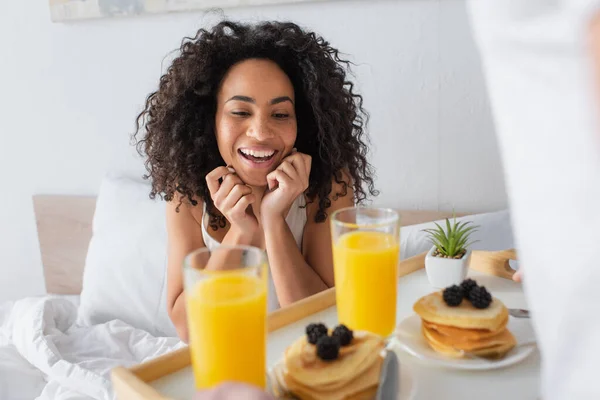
413, 292, 516, 358
273, 330, 386, 400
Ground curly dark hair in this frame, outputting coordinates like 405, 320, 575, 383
133, 20, 377, 229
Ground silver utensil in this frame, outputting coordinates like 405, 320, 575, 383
509, 308, 530, 318
376, 350, 399, 400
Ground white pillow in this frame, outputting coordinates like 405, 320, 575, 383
399, 209, 514, 260
77, 173, 177, 337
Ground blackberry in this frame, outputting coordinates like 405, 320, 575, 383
442, 285, 464, 307
460, 279, 479, 300
316, 335, 340, 361
332, 324, 354, 346
469, 286, 492, 309
306, 323, 328, 344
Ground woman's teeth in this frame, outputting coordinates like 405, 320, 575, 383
239, 149, 276, 162
240, 149, 275, 158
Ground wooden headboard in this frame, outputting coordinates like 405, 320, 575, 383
33, 194, 463, 295
33, 195, 96, 295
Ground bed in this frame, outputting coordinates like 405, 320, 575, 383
0, 174, 514, 400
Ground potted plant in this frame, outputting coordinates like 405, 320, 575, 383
423, 214, 479, 288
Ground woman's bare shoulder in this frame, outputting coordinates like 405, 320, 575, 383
305, 171, 354, 219
166, 194, 205, 227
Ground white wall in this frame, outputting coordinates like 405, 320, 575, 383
0, 0, 506, 302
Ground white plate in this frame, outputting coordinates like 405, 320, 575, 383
392, 314, 536, 371
267, 347, 418, 399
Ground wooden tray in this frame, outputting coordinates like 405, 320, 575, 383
111, 249, 517, 399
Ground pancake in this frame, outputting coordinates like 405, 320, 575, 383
284, 330, 385, 390
422, 322, 515, 351
422, 315, 508, 341
284, 382, 379, 400
422, 325, 516, 359
283, 355, 382, 400
413, 291, 508, 331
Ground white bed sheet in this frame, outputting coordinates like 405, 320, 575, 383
0, 294, 184, 400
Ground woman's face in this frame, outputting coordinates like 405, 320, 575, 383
215, 58, 298, 187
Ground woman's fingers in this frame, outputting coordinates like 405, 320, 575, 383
213, 173, 243, 206
205, 166, 234, 197
220, 183, 253, 212
277, 160, 300, 181
267, 169, 293, 191
302, 153, 312, 177
229, 192, 256, 220
207, 167, 254, 220
283, 152, 311, 180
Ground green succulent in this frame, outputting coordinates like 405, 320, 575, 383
423, 215, 479, 258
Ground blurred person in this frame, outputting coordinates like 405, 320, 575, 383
468, 1, 600, 399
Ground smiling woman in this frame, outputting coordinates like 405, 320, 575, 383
132, 20, 376, 343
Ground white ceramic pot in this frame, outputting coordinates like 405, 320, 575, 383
424, 245, 471, 289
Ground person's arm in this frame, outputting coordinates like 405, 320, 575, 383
166, 195, 256, 342
165, 198, 206, 343
263, 179, 354, 306
167, 165, 260, 341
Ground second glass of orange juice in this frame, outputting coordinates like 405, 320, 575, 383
183, 245, 268, 390
331, 207, 400, 337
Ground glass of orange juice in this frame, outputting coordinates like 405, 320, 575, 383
331, 207, 400, 337
183, 245, 268, 390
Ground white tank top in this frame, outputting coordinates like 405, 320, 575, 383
200, 195, 308, 311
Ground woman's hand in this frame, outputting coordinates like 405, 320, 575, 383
206, 166, 258, 237
260, 149, 311, 227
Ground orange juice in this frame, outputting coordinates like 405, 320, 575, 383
186, 272, 267, 389
333, 231, 399, 336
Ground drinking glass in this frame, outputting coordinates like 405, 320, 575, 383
183, 245, 268, 389
331, 207, 401, 337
